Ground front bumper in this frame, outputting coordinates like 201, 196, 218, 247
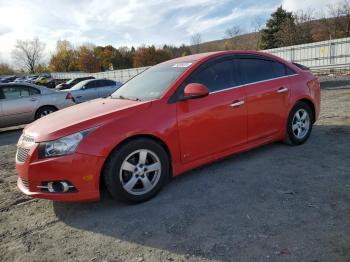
16, 145, 105, 202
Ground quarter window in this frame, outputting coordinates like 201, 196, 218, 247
29, 87, 40, 95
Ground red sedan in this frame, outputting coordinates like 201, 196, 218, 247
16, 51, 320, 203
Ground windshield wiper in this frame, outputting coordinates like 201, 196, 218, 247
114, 95, 141, 101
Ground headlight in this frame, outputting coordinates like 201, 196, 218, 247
39, 128, 94, 158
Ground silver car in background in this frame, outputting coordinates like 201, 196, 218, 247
67, 79, 122, 103
0, 83, 75, 128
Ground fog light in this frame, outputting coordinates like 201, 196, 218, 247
38, 181, 76, 193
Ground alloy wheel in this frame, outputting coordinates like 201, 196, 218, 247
119, 149, 161, 195
292, 109, 310, 139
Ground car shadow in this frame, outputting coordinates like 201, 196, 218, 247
53, 125, 350, 260
0, 127, 23, 146
320, 79, 350, 90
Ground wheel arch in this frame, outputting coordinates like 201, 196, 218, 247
296, 98, 316, 123
34, 105, 59, 119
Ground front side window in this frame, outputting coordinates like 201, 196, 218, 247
70, 80, 89, 90
189, 60, 234, 93
85, 81, 98, 89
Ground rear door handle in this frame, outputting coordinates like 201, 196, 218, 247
277, 87, 288, 93
230, 100, 245, 107
30, 97, 38, 101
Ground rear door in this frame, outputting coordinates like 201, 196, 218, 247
0, 85, 41, 126
176, 57, 247, 163
236, 55, 292, 142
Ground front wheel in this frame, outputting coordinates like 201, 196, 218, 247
285, 101, 313, 145
103, 138, 169, 203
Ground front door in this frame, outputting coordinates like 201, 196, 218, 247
176, 58, 247, 163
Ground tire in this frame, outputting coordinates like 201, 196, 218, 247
103, 138, 169, 203
284, 101, 313, 145
35, 106, 57, 119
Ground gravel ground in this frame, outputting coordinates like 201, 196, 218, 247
0, 77, 350, 262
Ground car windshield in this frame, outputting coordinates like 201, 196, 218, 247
111, 62, 192, 101
65, 79, 74, 84
70, 80, 89, 90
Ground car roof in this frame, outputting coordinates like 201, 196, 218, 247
0, 82, 54, 93
163, 50, 290, 65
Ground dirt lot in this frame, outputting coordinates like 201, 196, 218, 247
1, 79, 350, 262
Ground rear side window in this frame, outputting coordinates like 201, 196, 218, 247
2, 86, 30, 99
190, 60, 235, 92
271, 61, 287, 78
238, 58, 275, 85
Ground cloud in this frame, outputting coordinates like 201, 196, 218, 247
0, 0, 341, 65
0, 25, 12, 36
281, 0, 340, 13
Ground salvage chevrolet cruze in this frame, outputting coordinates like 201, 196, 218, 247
16, 51, 320, 203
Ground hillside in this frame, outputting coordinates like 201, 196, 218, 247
193, 16, 348, 52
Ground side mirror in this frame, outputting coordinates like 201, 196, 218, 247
183, 83, 209, 99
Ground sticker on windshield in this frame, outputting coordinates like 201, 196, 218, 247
172, 62, 192, 68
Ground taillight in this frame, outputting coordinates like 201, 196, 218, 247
66, 93, 73, 100
307, 78, 320, 90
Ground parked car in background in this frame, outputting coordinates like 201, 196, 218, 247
14, 51, 320, 203
55, 76, 95, 90
34, 76, 55, 88
14, 76, 27, 83
67, 79, 122, 103
0, 83, 75, 128
27, 75, 39, 83
0, 76, 17, 83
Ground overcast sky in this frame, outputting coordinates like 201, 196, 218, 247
0, 0, 340, 64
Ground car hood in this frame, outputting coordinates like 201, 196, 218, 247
24, 98, 152, 142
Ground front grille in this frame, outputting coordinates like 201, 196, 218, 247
16, 134, 35, 163
19, 177, 29, 190
16, 147, 30, 163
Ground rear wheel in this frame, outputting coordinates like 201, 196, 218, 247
103, 138, 169, 203
285, 102, 313, 145
35, 106, 57, 119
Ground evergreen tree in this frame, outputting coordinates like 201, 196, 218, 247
260, 6, 294, 49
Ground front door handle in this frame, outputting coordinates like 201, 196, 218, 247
230, 100, 245, 107
277, 87, 288, 93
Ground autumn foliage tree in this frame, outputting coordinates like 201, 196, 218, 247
78, 46, 100, 73
0, 63, 15, 75
49, 40, 79, 72
133, 46, 171, 67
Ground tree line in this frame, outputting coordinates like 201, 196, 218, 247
1, 0, 350, 74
